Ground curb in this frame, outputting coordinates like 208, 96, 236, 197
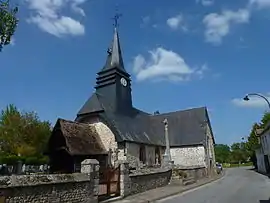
144, 171, 226, 203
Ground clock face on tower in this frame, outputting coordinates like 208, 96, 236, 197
120, 77, 127, 87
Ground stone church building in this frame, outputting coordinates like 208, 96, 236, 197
47, 25, 216, 173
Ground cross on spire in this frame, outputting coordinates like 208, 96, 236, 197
112, 9, 122, 28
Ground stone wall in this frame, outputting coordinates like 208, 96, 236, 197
170, 145, 206, 167
0, 159, 99, 203
125, 142, 164, 168
206, 123, 216, 167
129, 169, 172, 195
85, 120, 165, 169
120, 163, 172, 197
172, 166, 207, 181
256, 148, 266, 174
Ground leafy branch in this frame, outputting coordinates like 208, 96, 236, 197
0, 0, 18, 51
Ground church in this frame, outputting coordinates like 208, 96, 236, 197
46, 20, 216, 174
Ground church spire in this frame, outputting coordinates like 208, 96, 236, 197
77, 11, 133, 117
101, 12, 127, 73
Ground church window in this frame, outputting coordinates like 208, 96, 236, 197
139, 145, 146, 164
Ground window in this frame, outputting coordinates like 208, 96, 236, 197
139, 145, 146, 164
263, 136, 267, 152
155, 147, 161, 165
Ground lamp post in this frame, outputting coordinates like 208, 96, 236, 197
243, 93, 270, 109
239, 137, 245, 166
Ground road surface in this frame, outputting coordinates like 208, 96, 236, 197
157, 167, 270, 203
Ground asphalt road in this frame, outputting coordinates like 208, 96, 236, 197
157, 167, 270, 203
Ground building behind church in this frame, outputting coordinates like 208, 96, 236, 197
46, 24, 216, 174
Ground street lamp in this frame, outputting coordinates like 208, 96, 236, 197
243, 93, 270, 109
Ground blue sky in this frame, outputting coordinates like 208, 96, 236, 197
2, 0, 270, 145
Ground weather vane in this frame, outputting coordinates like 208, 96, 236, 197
112, 7, 122, 28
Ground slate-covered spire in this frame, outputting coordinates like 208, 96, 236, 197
101, 26, 126, 73
95, 13, 130, 89
76, 13, 133, 118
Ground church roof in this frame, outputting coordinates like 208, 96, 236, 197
77, 93, 104, 116
76, 92, 212, 147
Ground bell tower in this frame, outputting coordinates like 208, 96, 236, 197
77, 13, 133, 117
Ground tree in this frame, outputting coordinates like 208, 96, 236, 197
0, 104, 51, 163
245, 112, 270, 168
246, 123, 260, 152
260, 112, 270, 128
230, 142, 249, 163
0, 0, 18, 51
214, 144, 231, 163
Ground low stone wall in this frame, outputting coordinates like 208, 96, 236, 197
172, 166, 207, 181
0, 159, 99, 203
120, 163, 172, 197
129, 169, 172, 195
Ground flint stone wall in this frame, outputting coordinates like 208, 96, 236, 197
0, 159, 99, 203
120, 163, 172, 197
172, 165, 207, 181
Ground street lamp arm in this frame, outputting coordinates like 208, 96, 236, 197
245, 93, 270, 109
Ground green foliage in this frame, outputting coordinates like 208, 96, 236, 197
0, 104, 51, 165
215, 142, 250, 164
246, 123, 260, 153
260, 112, 270, 128
214, 144, 231, 163
229, 142, 249, 163
223, 162, 253, 168
0, 155, 49, 165
0, 0, 18, 51
0, 154, 23, 164
24, 156, 49, 165
244, 112, 270, 168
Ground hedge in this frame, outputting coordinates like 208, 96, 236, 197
0, 154, 49, 165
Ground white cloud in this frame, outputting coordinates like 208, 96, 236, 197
167, 14, 188, 32
25, 0, 87, 37
249, 0, 270, 9
142, 16, 150, 25
167, 15, 183, 30
140, 16, 151, 28
203, 9, 250, 45
232, 93, 270, 108
132, 47, 207, 82
196, 0, 215, 6
202, 0, 215, 6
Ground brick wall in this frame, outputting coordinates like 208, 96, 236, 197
0, 159, 99, 203
170, 145, 206, 167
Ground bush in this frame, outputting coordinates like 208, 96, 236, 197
25, 156, 48, 165
0, 154, 48, 165
0, 154, 24, 164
